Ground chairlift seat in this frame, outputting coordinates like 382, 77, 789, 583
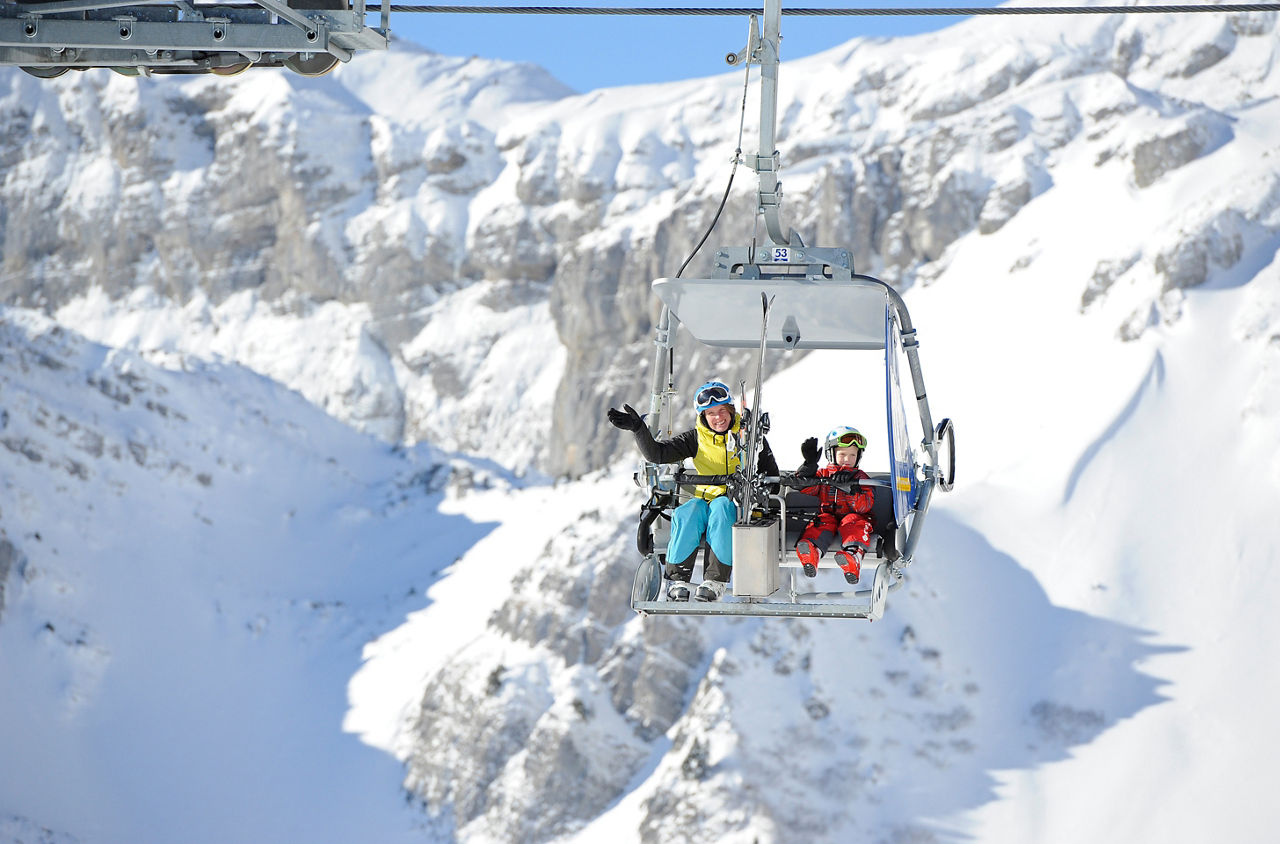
780, 473, 899, 566
640, 473, 899, 571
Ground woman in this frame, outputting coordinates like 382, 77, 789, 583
608, 380, 777, 602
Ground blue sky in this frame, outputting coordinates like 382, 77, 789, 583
384, 1, 1007, 92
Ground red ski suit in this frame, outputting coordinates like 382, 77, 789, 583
798, 465, 875, 553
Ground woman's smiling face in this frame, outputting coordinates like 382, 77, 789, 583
703, 405, 733, 433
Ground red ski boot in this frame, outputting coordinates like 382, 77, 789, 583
796, 539, 820, 577
835, 547, 863, 585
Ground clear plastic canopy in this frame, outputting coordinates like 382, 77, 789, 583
885, 306, 918, 526
652, 277, 890, 350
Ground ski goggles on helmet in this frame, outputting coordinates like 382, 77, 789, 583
833, 431, 867, 450
695, 383, 732, 410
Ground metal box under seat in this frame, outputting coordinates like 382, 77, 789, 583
731, 519, 781, 597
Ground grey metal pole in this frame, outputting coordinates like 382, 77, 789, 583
754, 0, 791, 246
648, 305, 675, 438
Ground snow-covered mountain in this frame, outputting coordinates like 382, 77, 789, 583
7, 10, 1273, 480
3, 5, 1280, 843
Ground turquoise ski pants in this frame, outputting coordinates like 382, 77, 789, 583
667, 495, 737, 570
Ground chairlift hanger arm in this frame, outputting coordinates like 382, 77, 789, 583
742, 0, 790, 247
646, 306, 673, 437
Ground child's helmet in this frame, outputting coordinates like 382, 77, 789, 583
824, 426, 867, 464
694, 380, 734, 413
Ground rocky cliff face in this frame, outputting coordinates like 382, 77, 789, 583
4, 15, 1278, 478
401, 503, 708, 841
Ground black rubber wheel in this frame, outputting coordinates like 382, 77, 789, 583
283, 52, 339, 77
211, 60, 252, 77
631, 554, 662, 607
20, 66, 69, 79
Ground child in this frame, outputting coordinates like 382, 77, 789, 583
794, 426, 875, 585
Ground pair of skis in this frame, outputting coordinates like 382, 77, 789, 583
737, 293, 775, 522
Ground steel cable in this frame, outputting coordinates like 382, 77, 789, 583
391, 4, 1280, 16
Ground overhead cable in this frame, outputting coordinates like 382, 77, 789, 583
392, 4, 1280, 16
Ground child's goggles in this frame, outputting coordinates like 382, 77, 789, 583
696, 384, 731, 408
834, 431, 867, 449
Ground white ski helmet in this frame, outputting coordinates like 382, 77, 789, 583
823, 426, 867, 465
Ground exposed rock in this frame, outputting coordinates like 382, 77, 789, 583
406, 655, 542, 825
0, 537, 23, 621
1030, 699, 1106, 744
1111, 30, 1144, 78
1154, 209, 1246, 292
909, 53, 1045, 122
1230, 11, 1279, 37
1176, 23, 1236, 78
405, 512, 708, 833
1119, 302, 1158, 342
1132, 112, 1233, 189
978, 177, 1033, 235
1082, 253, 1141, 311
405, 632, 666, 842
903, 169, 989, 263
984, 108, 1030, 153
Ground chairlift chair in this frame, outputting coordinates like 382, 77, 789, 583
622, 0, 954, 621
628, 267, 955, 620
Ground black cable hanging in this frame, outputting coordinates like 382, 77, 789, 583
393, 4, 1280, 15
676, 53, 753, 278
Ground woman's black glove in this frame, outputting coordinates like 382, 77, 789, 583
800, 437, 819, 463
607, 404, 644, 432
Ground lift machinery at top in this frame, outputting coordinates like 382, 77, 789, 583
1, 0, 389, 77
630, 0, 956, 620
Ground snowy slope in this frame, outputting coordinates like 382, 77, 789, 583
0, 309, 507, 842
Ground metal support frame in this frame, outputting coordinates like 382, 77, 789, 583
252, 0, 328, 36
714, 243, 852, 280
631, 552, 898, 620
0, 0, 388, 71
742, 0, 791, 246
646, 305, 676, 441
